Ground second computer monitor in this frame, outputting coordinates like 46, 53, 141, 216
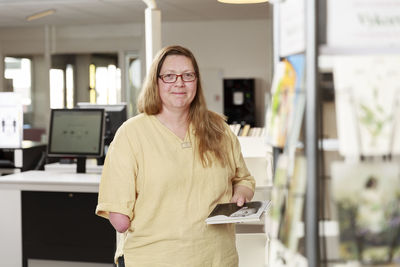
76, 103, 127, 146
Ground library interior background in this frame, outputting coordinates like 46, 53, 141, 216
1, 0, 400, 266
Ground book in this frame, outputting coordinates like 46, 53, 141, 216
229, 123, 241, 136
205, 200, 271, 224
270, 154, 290, 238
278, 156, 307, 252
240, 124, 251, 136
265, 55, 305, 149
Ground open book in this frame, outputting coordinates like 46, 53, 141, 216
206, 200, 271, 224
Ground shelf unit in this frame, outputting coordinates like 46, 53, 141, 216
271, 0, 320, 265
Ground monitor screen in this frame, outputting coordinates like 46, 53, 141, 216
76, 103, 127, 146
47, 109, 105, 157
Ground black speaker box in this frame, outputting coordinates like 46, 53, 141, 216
223, 78, 255, 126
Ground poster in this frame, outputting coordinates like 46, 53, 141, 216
279, 0, 305, 57
331, 161, 400, 264
0, 93, 23, 148
333, 55, 400, 156
327, 0, 400, 48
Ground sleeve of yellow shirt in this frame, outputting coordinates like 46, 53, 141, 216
229, 128, 256, 192
96, 123, 138, 220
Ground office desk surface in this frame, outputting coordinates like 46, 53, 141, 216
0, 170, 101, 192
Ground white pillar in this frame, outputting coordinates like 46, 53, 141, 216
144, 7, 161, 73
43, 25, 52, 131
118, 50, 126, 102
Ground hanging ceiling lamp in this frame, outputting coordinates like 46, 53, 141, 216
217, 0, 268, 3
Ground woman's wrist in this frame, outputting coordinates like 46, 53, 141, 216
231, 185, 254, 206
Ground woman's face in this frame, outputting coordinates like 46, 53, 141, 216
158, 55, 197, 113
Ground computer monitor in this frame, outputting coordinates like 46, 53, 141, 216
47, 108, 105, 173
76, 103, 127, 158
76, 103, 127, 144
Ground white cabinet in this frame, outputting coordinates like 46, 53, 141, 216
0, 189, 22, 267
238, 136, 273, 189
237, 136, 273, 267
236, 233, 269, 267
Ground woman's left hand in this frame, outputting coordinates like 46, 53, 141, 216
231, 185, 254, 207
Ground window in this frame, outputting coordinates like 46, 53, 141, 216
4, 57, 32, 112
50, 64, 75, 109
50, 69, 64, 109
90, 64, 121, 105
66, 64, 74, 109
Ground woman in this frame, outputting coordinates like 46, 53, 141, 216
96, 45, 255, 267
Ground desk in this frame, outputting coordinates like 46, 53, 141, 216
0, 167, 21, 176
0, 170, 115, 267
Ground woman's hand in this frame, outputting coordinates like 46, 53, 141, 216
230, 185, 254, 207
109, 212, 130, 233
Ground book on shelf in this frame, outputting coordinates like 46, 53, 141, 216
229, 123, 241, 136
265, 54, 305, 148
278, 156, 307, 252
228, 124, 266, 137
240, 124, 251, 136
205, 200, 271, 224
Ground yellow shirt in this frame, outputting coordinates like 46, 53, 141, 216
96, 114, 255, 267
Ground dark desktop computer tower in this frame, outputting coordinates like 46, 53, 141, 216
223, 78, 255, 126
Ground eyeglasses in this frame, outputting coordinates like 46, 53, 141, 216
158, 72, 196, 83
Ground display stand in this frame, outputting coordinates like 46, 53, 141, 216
290, 0, 400, 266
270, 0, 320, 266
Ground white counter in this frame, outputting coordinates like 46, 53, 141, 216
0, 170, 101, 193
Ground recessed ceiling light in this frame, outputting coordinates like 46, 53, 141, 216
26, 9, 56, 22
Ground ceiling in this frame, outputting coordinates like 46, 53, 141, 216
0, 0, 271, 28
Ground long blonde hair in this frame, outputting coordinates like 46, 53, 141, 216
137, 45, 229, 167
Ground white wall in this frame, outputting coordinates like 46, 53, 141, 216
0, 24, 143, 55
163, 19, 272, 125
0, 19, 272, 128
